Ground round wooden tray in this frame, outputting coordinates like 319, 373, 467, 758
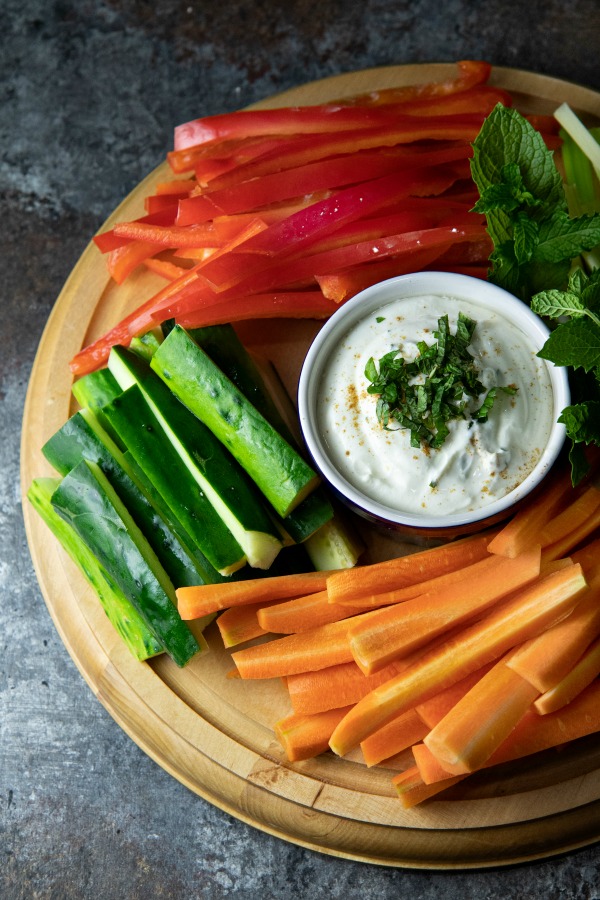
21, 64, 600, 869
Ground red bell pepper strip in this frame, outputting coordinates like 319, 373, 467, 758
176, 147, 472, 227
158, 214, 487, 326
315, 248, 456, 302
172, 112, 485, 182
336, 60, 492, 107
203, 136, 473, 195
107, 240, 162, 284
372, 85, 511, 118
173, 61, 492, 151
112, 220, 225, 248
195, 165, 469, 291
93, 208, 179, 253
143, 257, 190, 281
175, 291, 338, 329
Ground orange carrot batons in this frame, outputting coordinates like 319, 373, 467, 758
275, 706, 354, 761
422, 656, 540, 775
360, 708, 429, 767
486, 466, 574, 558
506, 579, 600, 693
392, 766, 465, 807
257, 590, 372, 633
231, 611, 376, 679
325, 531, 494, 606
534, 635, 600, 715
177, 569, 335, 620
328, 563, 586, 757
347, 546, 541, 674
286, 659, 409, 715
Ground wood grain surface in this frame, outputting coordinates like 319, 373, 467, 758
20, 64, 600, 869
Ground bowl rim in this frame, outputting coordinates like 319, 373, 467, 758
298, 271, 570, 531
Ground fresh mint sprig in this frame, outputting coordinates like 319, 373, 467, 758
364, 312, 516, 451
470, 104, 600, 482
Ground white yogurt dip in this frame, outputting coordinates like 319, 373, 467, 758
316, 293, 555, 517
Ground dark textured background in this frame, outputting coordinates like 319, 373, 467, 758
3, 1, 600, 896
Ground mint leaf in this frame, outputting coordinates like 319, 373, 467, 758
532, 210, 600, 263
531, 290, 586, 319
537, 318, 600, 371
470, 104, 600, 301
558, 400, 600, 443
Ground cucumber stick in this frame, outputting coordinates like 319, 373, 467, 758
103, 385, 248, 576
42, 408, 225, 588
187, 324, 334, 541
28, 477, 163, 662
51, 460, 203, 668
151, 325, 320, 518
108, 346, 282, 570
72, 367, 121, 410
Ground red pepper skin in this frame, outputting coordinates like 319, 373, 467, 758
173, 61, 493, 151
174, 291, 338, 329
195, 165, 469, 292
338, 60, 492, 106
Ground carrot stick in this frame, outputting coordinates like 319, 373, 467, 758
328, 562, 586, 756
411, 742, 461, 784
176, 569, 336, 620
486, 466, 574, 558
256, 590, 373, 633
286, 658, 410, 715
415, 662, 495, 727
330, 543, 512, 612
216, 600, 279, 648
392, 766, 466, 808
534, 635, 600, 715
275, 705, 353, 761
541, 491, 600, 563
231, 610, 376, 679
570, 536, 600, 578
506, 577, 600, 692
347, 546, 541, 674
360, 709, 429, 767
413, 678, 600, 785
422, 655, 540, 774
538, 483, 600, 548
325, 531, 494, 606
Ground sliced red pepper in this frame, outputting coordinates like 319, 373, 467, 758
107, 240, 161, 284
175, 291, 338, 329
336, 60, 492, 106
195, 166, 469, 291
144, 195, 182, 215
315, 246, 454, 302
385, 85, 511, 117
173, 61, 492, 151
203, 134, 473, 194
93, 208, 179, 253
143, 257, 191, 281
112, 220, 224, 248
177, 147, 471, 227
172, 112, 485, 180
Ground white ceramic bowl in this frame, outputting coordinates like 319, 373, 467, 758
298, 272, 570, 542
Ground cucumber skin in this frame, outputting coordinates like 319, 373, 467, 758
188, 325, 334, 540
72, 368, 121, 410
28, 477, 163, 661
103, 386, 246, 576
51, 460, 202, 668
108, 347, 280, 543
151, 326, 320, 518
42, 410, 224, 588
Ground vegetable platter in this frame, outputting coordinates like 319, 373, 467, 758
20, 63, 600, 869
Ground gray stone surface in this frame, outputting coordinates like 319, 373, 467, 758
2, 0, 600, 896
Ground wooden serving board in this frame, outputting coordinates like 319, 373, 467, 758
21, 64, 600, 869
